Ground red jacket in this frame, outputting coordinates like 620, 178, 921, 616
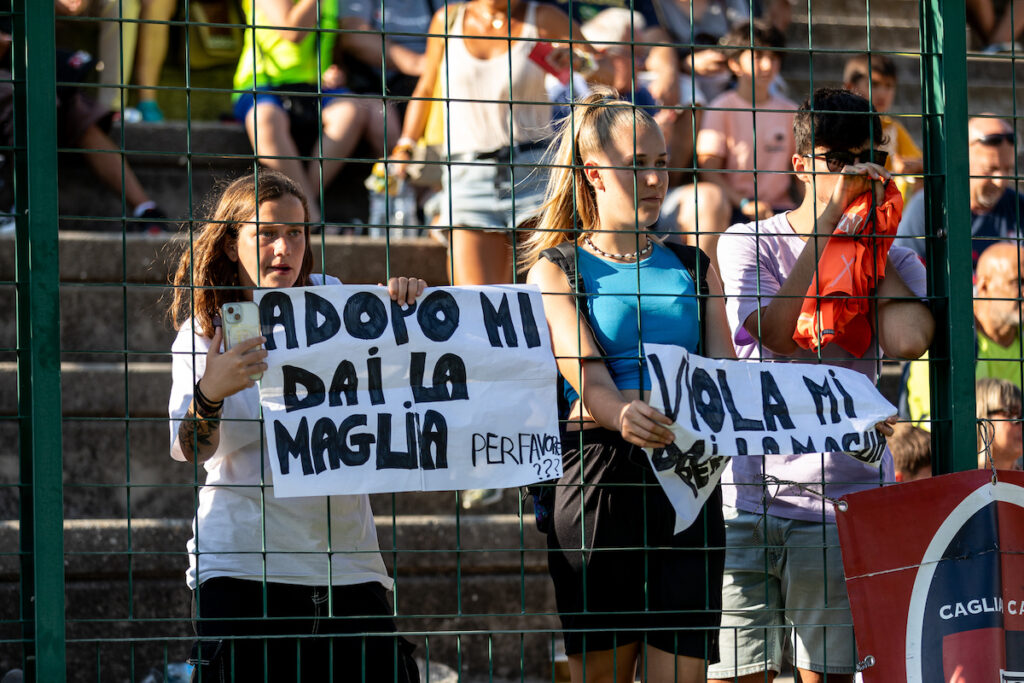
793, 182, 904, 357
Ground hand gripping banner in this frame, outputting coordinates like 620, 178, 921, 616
255, 284, 561, 497
642, 344, 897, 531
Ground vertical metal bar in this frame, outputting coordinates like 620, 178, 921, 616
17, 0, 66, 680
921, 0, 975, 473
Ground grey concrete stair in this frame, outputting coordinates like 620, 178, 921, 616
58, 120, 382, 229
0, 515, 559, 682
0, 354, 909, 521
0, 232, 450, 357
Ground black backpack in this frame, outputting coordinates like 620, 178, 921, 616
525, 238, 711, 533
540, 238, 712, 358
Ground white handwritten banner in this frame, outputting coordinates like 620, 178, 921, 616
254, 285, 562, 497
642, 344, 896, 531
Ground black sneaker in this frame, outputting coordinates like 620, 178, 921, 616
130, 206, 169, 235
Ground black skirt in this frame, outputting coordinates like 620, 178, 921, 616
547, 427, 725, 659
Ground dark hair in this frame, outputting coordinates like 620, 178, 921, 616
720, 20, 786, 54
793, 87, 886, 155
843, 53, 898, 86
889, 422, 931, 477
168, 169, 313, 337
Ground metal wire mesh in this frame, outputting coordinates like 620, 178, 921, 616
1, 0, 1016, 680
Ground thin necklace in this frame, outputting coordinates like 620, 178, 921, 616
584, 235, 653, 261
474, 3, 509, 29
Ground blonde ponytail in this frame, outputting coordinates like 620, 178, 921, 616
519, 87, 660, 270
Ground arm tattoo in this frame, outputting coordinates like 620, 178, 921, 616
178, 399, 220, 460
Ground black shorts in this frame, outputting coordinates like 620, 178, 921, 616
546, 428, 725, 659
190, 577, 417, 682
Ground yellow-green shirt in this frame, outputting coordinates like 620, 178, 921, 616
905, 329, 1022, 428
977, 329, 1024, 384
233, 1, 338, 98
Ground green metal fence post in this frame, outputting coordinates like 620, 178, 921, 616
920, 0, 976, 473
16, 0, 67, 679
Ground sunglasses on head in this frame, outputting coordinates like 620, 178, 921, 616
971, 132, 1017, 146
803, 149, 889, 172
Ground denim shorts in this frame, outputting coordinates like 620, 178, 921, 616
705, 508, 858, 677
232, 84, 352, 123
438, 144, 548, 232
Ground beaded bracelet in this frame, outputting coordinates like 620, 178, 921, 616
193, 382, 224, 418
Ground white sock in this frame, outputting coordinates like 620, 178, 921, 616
132, 200, 157, 217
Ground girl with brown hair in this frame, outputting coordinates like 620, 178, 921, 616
523, 90, 734, 683
167, 169, 425, 681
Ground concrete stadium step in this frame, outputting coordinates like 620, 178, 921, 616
57, 120, 381, 229
0, 358, 909, 521
792, 0, 923, 22
0, 232, 450, 356
0, 515, 561, 682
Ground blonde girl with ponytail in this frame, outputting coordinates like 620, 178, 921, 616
525, 89, 734, 683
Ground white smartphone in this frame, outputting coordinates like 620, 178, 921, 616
221, 301, 263, 381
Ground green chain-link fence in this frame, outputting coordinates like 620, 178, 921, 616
1, 0, 1011, 679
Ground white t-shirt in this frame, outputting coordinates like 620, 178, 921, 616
168, 274, 392, 591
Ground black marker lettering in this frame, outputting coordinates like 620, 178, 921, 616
260, 291, 297, 350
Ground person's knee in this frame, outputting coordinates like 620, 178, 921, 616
248, 104, 290, 143
676, 182, 728, 232
322, 100, 364, 136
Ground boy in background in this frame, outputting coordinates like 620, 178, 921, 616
889, 422, 933, 482
843, 53, 924, 202
675, 20, 797, 266
710, 87, 934, 683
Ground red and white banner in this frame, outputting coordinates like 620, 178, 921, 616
837, 469, 1024, 683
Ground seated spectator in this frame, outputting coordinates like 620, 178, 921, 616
546, 9, 659, 116
843, 53, 923, 202
538, 0, 693, 183
56, 0, 175, 121
0, 20, 166, 232
337, 0, 429, 104
711, 87, 932, 683
336, 0, 432, 163
132, 0, 177, 121
655, 0, 791, 104
896, 116, 1023, 266
903, 241, 1024, 426
234, 0, 391, 223
966, 0, 1024, 52
976, 378, 1024, 470
889, 422, 932, 482
392, 0, 594, 285
675, 20, 796, 266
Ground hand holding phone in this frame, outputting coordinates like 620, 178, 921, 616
221, 301, 264, 381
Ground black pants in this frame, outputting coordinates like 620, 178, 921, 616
190, 577, 416, 683
547, 428, 725, 658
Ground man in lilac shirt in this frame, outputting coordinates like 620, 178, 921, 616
709, 88, 934, 683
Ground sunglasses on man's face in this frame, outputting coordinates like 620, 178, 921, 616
971, 132, 1017, 147
803, 149, 889, 172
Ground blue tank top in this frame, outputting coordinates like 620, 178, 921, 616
563, 242, 700, 404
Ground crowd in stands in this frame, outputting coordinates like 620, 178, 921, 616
14, 0, 1021, 681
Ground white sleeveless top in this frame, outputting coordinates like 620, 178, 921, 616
442, 2, 553, 155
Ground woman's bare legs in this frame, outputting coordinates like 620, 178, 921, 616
245, 102, 322, 222
568, 643, 640, 683
448, 228, 513, 285
990, 0, 1024, 44
79, 122, 151, 210
94, 0, 141, 111
312, 98, 368, 198
639, 648, 706, 683
134, 0, 176, 105
676, 180, 731, 272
